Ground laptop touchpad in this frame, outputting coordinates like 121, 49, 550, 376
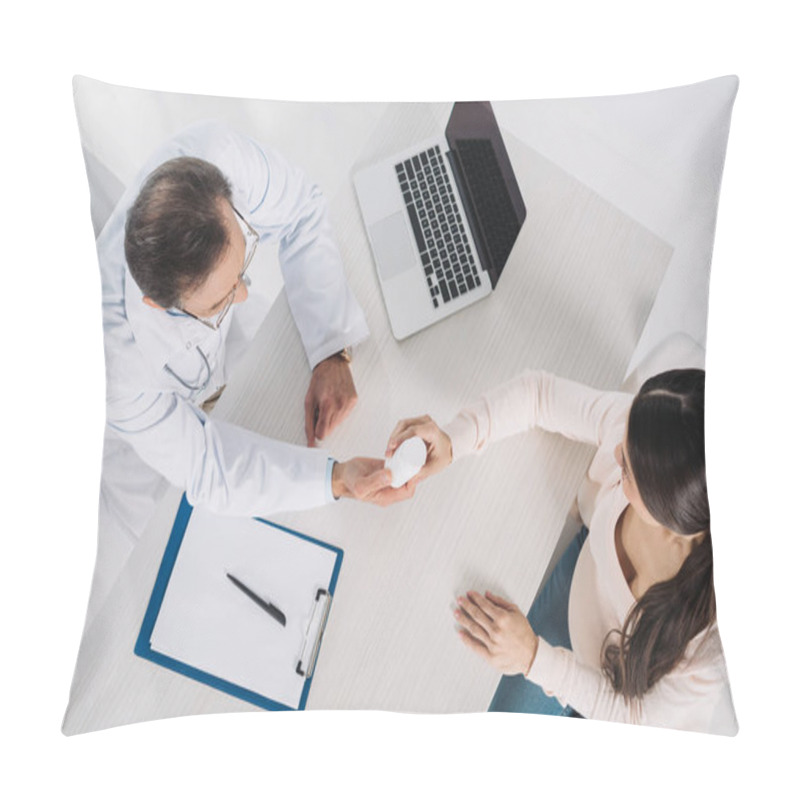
369, 212, 417, 282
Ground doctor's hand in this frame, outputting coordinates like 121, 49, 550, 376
331, 458, 416, 506
305, 354, 358, 447
454, 591, 539, 676
385, 415, 453, 486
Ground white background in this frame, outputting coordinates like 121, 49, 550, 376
2, 1, 796, 797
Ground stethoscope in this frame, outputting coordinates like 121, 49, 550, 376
163, 346, 212, 393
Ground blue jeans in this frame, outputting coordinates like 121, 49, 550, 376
488, 526, 588, 716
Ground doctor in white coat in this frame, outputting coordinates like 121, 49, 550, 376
89, 120, 395, 622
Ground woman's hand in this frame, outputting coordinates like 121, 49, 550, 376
385, 415, 453, 489
454, 590, 539, 676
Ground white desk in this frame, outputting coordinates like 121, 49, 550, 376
64, 98, 674, 731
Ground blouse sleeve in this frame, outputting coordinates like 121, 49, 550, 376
528, 633, 738, 734
442, 370, 633, 461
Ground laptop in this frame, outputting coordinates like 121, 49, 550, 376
354, 101, 527, 340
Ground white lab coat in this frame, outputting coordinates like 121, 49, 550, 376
88, 121, 369, 621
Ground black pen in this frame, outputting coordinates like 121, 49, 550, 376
226, 573, 287, 627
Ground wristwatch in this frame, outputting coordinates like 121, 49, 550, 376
331, 347, 352, 364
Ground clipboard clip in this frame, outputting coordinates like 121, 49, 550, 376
296, 588, 332, 679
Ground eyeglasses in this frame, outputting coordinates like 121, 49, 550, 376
179, 206, 259, 331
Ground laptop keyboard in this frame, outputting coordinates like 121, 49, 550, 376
395, 145, 481, 308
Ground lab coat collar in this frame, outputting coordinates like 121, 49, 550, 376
124, 267, 218, 368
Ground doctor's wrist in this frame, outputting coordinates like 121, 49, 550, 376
318, 348, 352, 369
331, 460, 349, 500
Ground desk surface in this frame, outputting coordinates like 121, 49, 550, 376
64, 100, 672, 731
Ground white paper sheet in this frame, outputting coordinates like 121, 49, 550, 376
149, 508, 339, 709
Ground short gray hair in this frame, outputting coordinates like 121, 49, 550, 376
124, 157, 233, 308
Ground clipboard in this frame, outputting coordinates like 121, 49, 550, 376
135, 495, 343, 711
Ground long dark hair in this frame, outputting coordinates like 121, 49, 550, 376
601, 369, 715, 701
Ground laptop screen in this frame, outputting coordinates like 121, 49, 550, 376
445, 102, 527, 287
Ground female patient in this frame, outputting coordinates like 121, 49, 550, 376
386, 368, 736, 734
